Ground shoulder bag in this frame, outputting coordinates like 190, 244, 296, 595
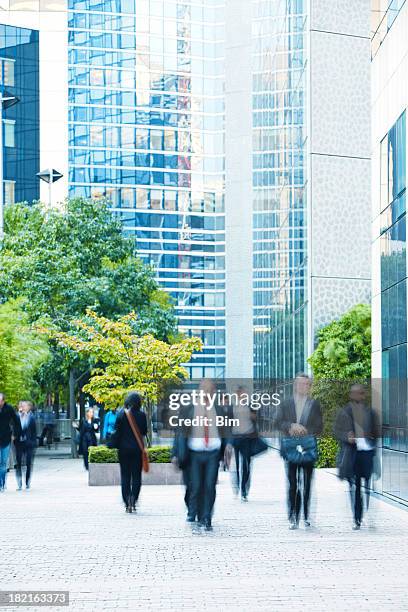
125, 409, 149, 473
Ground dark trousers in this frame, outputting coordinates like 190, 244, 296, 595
287, 462, 314, 522
82, 441, 91, 470
234, 439, 252, 497
188, 449, 219, 522
182, 466, 191, 509
119, 449, 142, 506
348, 450, 374, 523
15, 444, 35, 487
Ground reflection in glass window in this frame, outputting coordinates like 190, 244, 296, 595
164, 190, 176, 210
4, 181, 15, 206
136, 189, 148, 209
90, 125, 103, 147
150, 189, 162, 209
1, 58, 15, 86
121, 188, 134, 208
4, 121, 15, 148
150, 130, 162, 150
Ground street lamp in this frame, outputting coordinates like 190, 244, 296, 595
37, 168, 63, 208
0, 89, 19, 238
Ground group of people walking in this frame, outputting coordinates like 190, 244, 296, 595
1, 375, 381, 532
0, 393, 37, 492
168, 375, 380, 531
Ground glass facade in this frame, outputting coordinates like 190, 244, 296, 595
68, 0, 225, 378
0, 24, 40, 205
379, 110, 408, 502
252, 0, 307, 380
372, 0, 406, 56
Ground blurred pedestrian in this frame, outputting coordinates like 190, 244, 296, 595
79, 408, 99, 470
108, 392, 148, 513
15, 401, 37, 491
229, 386, 259, 501
0, 393, 21, 492
276, 373, 322, 529
103, 408, 117, 443
334, 384, 380, 530
186, 379, 229, 531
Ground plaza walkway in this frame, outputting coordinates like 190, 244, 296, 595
1, 451, 408, 611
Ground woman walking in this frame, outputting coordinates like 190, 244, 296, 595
79, 408, 99, 470
15, 401, 37, 491
109, 392, 147, 513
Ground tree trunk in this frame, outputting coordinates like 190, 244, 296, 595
69, 369, 78, 458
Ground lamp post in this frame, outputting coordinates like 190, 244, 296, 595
0, 90, 19, 238
36, 168, 63, 208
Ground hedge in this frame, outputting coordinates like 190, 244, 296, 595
316, 436, 339, 469
89, 445, 172, 464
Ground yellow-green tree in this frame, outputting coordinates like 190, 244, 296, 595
0, 300, 50, 404
41, 310, 202, 410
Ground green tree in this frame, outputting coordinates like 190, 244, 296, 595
41, 310, 202, 441
0, 198, 177, 410
0, 300, 50, 405
0, 198, 176, 339
308, 304, 372, 460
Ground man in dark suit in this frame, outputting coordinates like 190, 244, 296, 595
334, 384, 380, 530
182, 380, 230, 531
276, 373, 322, 529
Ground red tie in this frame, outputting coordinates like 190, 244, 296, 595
204, 421, 209, 447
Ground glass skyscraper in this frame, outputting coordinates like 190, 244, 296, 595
372, 0, 408, 504
0, 23, 39, 206
68, 0, 225, 378
252, 0, 307, 381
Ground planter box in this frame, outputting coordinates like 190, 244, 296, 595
89, 462, 182, 486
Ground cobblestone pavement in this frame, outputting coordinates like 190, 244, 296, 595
1, 451, 408, 611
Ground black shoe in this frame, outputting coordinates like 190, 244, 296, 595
126, 505, 133, 513
204, 520, 213, 532
186, 515, 196, 523
353, 520, 361, 530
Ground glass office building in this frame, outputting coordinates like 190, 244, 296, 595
372, 0, 408, 504
0, 24, 39, 206
379, 111, 408, 501
252, 0, 307, 380
68, 0, 225, 378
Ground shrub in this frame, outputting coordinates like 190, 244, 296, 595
316, 436, 339, 469
89, 446, 118, 464
89, 445, 172, 464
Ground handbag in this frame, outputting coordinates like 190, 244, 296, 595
280, 435, 318, 465
125, 409, 149, 473
248, 436, 269, 458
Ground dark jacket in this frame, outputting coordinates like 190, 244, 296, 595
79, 418, 99, 449
0, 403, 21, 448
334, 402, 380, 443
15, 412, 37, 449
111, 408, 147, 453
172, 403, 231, 464
334, 403, 380, 480
275, 397, 323, 436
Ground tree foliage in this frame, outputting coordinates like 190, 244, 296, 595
41, 310, 202, 409
308, 303, 372, 436
0, 198, 178, 404
0, 300, 50, 404
0, 198, 176, 340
